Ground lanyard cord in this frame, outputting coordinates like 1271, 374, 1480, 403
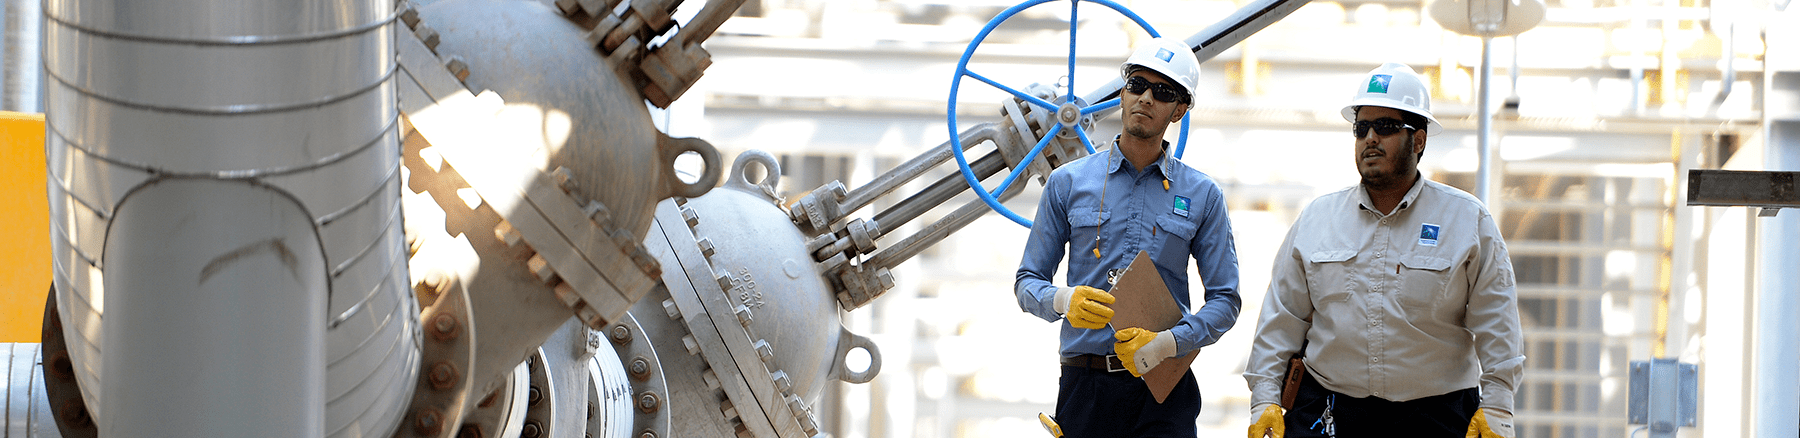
1093, 165, 1107, 259
1093, 144, 1175, 259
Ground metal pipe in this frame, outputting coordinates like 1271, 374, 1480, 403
102, 179, 329, 437
1079, 0, 1314, 118
1752, 22, 1800, 431
872, 151, 1007, 234
2, 343, 58, 435
4, 0, 43, 112
838, 123, 1003, 221
1714, 21, 1735, 109
866, 197, 998, 272
1754, 138, 1800, 438
1477, 36, 1495, 204
43, 0, 415, 435
1509, 35, 1521, 102
669, 0, 746, 47
1629, 4, 1646, 115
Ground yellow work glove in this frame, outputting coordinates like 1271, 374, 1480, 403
1248, 403, 1285, 438
1054, 286, 1114, 329
1465, 408, 1514, 438
1112, 327, 1175, 377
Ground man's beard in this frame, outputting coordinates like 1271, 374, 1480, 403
1360, 134, 1419, 186
1125, 122, 1156, 139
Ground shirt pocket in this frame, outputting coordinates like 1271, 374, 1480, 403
1153, 214, 1199, 261
1305, 249, 1358, 306
1069, 207, 1109, 229
1068, 207, 1110, 259
1397, 254, 1454, 310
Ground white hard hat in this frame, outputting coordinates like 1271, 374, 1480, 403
1340, 62, 1443, 136
1120, 37, 1200, 103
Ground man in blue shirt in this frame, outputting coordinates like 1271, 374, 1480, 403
1014, 37, 1242, 438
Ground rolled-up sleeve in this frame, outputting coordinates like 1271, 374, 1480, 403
1466, 211, 1525, 414
1244, 224, 1313, 408
1171, 184, 1240, 355
1016, 172, 1071, 323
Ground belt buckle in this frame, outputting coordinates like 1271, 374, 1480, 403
1104, 354, 1126, 373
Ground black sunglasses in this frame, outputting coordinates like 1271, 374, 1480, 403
1125, 76, 1186, 104
1352, 119, 1417, 138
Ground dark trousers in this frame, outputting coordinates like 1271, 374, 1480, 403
1054, 366, 1200, 438
1283, 370, 1480, 438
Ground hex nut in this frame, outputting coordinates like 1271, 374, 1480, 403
527, 254, 558, 285
681, 207, 699, 228
585, 200, 614, 227
702, 368, 721, 390
681, 335, 700, 355
876, 268, 896, 290
714, 272, 734, 292
445, 55, 471, 82
697, 238, 717, 257
494, 222, 523, 247
734, 305, 754, 327
399, 4, 422, 29
428, 361, 459, 390
57, 400, 91, 428
771, 370, 792, 393
610, 325, 632, 344
415, 271, 451, 301
577, 306, 608, 328
430, 313, 460, 341
719, 399, 739, 420
413, 24, 441, 52
630, 357, 651, 379
415, 409, 444, 436
754, 340, 773, 363
637, 391, 660, 413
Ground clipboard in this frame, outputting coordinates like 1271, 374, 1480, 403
1108, 250, 1198, 403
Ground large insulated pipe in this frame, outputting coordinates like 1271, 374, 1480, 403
42, 0, 416, 436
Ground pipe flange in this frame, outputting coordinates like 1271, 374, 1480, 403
40, 288, 97, 438
394, 272, 477, 438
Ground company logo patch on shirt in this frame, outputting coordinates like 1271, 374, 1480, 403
1419, 223, 1441, 247
1368, 74, 1392, 93
1156, 48, 1174, 63
1172, 195, 1191, 217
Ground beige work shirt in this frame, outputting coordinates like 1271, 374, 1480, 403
1244, 177, 1524, 413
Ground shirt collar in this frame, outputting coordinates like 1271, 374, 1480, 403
1106, 137, 1174, 182
1356, 173, 1426, 214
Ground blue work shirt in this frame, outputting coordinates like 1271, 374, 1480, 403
1015, 140, 1241, 358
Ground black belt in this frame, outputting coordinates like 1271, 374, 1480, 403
1061, 354, 1129, 373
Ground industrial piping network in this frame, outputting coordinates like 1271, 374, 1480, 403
0, 0, 1311, 436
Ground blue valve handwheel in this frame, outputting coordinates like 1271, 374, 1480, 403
947, 0, 1189, 228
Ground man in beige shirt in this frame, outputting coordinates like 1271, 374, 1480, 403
1243, 63, 1524, 438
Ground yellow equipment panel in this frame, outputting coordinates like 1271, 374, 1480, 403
0, 112, 48, 342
